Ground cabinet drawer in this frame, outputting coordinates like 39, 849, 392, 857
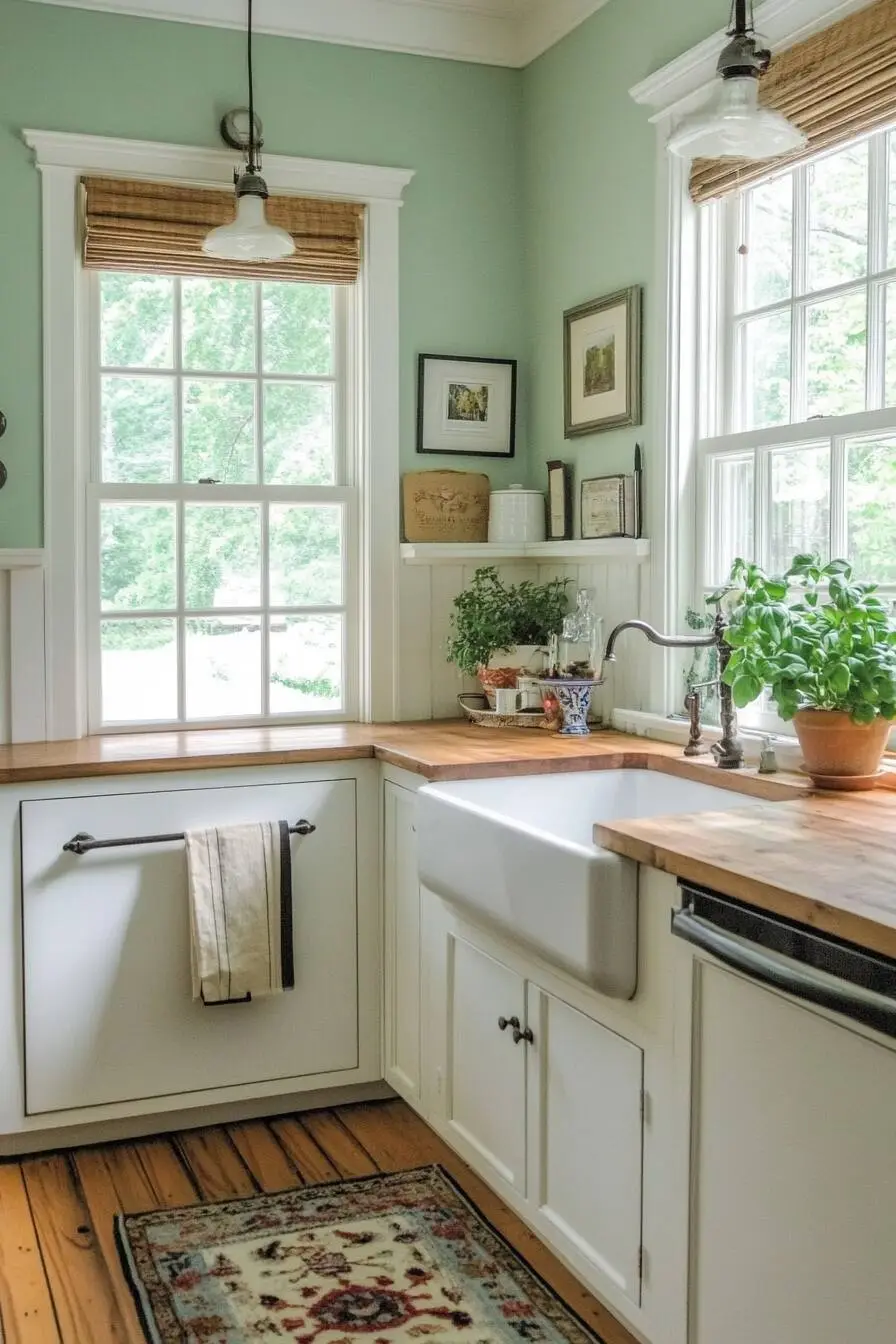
22, 778, 358, 1114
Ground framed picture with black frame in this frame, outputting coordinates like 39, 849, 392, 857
417, 354, 517, 458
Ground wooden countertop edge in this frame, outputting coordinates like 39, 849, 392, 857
0, 744, 379, 784
597, 822, 896, 963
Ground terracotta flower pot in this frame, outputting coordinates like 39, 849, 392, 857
792, 709, 891, 788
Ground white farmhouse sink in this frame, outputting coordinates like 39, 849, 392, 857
417, 769, 756, 999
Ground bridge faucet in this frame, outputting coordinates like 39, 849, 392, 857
603, 614, 744, 769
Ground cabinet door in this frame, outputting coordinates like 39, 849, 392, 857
528, 987, 644, 1305
693, 962, 896, 1344
22, 779, 359, 1114
383, 782, 421, 1102
445, 932, 527, 1195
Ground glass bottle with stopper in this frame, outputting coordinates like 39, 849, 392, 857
550, 589, 603, 680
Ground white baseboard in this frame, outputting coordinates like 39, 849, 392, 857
0, 1079, 395, 1158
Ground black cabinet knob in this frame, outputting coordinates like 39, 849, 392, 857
512, 1025, 535, 1046
498, 1015, 520, 1033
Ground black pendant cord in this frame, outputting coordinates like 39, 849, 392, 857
729, 0, 754, 36
247, 0, 257, 172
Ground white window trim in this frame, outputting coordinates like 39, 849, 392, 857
22, 129, 414, 741
626, 0, 879, 722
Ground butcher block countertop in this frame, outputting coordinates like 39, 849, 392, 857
2, 718, 896, 959
597, 790, 896, 963
0, 720, 808, 792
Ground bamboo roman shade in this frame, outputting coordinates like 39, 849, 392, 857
81, 177, 365, 283
690, 0, 896, 203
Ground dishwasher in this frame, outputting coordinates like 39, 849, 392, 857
671, 880, 896, 1344
672, 880, 896, 1037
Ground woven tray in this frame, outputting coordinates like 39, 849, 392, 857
458, 693, 555, 731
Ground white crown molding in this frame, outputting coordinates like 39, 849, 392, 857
629, 0, 874, 120
23, 129, 415, 203
22, 0, 607, 66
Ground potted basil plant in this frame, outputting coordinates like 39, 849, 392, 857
447, 567, 569, 704
716, 553, 896, 788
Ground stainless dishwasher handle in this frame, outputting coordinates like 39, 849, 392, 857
671, 908, 896, 1038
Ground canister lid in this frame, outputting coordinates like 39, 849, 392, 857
490, 484, 543, 496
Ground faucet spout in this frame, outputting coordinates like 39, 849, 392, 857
603, 618, 716, 664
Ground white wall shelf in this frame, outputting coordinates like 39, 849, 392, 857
399, 539, 651, 565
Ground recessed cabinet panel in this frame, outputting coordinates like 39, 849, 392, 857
693, 963, 896, 1344
531, 989, 644, 1305
22, 779, 358, 1114
383, 783, 421, 1101
446, 934, 527, 1194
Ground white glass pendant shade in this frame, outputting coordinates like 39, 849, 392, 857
668, 76, 807, 161
203, 191, 295, 262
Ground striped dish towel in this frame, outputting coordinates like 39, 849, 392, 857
185, 821, 295, 1005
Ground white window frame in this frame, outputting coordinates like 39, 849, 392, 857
625, 0, 877, 736
696, 130, 896, 595
23, 129, 414, 741
86, 274, 360, 732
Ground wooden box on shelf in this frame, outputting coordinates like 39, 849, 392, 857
402, 470, 490, 543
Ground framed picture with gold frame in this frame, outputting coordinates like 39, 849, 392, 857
563, 286, 642, 437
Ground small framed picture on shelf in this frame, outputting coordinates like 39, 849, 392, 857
581, 472, 640, 539
563, 286, 642, 437
546, 460, 572, 540
417, 354, 517, 458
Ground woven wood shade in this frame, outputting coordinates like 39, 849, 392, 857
690, 0, 896, 203
82, 177, 365, 283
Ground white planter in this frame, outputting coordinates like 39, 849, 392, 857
486, 644, 547, 675
479, 645, 547, 708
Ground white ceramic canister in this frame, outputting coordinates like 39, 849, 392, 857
488, 484, 546, 543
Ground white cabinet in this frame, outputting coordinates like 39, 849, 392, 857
437, 922, 644, 1304
445, 932, 527, 1195
21, 777, 361, 1114
691, 960, 896, 1344
527, 987, 644, 1305
383, 782, 422, 1102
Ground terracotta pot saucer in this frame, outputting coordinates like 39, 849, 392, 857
800, 768, 885, 792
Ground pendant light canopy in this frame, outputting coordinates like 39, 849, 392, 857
668, 0, 807, 162
203, 0, 295, 262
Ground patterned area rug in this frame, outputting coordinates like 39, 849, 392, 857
116, 1164, 606, 1344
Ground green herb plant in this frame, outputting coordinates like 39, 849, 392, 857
715, 553, 896, 724
447, 567, 570, 679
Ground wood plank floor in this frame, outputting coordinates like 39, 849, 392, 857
0, 1099, 636, 1344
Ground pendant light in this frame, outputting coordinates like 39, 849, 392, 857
668, 0, 807, 161
203, 0, 295, 262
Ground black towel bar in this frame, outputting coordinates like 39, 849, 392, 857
62, 819, 316, 856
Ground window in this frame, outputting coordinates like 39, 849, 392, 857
89, 271, 357, 729
697, 127, 896, 597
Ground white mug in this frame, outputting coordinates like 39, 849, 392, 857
494, 687, 522, 714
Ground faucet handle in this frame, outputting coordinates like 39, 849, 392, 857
683, 689, 710, 757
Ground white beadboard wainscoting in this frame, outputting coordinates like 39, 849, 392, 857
397, 555, 652, 722
0, 571, 9, 745
0, 551, 48, 746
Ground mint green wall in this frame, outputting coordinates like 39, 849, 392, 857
522, 0, 722, 517
0, 0, 525, 547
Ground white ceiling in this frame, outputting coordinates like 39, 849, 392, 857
24, 0, 611, 66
